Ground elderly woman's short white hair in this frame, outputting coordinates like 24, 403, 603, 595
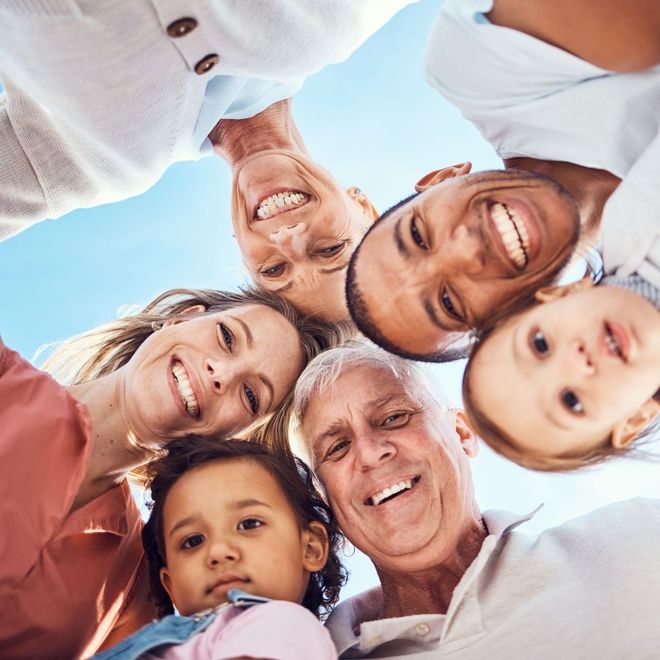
293, 341, 448, 422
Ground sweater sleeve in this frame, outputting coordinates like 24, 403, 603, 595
0, 91, 51, 239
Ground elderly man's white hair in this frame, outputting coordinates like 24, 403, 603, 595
293, 340, 449, 423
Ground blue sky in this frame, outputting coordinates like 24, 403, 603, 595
1, 0, 658, 600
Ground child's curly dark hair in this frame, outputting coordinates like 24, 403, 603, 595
141, 436, 347, 619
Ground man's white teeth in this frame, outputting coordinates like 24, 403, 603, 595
256, 191, 309, 219
491, 202, 529, 269
370, 479, 413, 506
172, 361, 200, 417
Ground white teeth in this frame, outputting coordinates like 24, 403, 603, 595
369, 479, 413, 506
605, 326, 622, 358
172, 361, 200, 417
491, 202, 529, 269
256, 191, 309, 219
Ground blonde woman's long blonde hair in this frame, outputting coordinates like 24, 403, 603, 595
40, 286, 354, 481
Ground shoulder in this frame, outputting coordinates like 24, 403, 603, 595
215, 602, 336, 659
487, 0, 660, 72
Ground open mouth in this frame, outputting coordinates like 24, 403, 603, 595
604, 321, 628, 362
365, 476, 421, 506
489, 201, 530, 270
253, 190, 310, 221
171, 359, 200, 417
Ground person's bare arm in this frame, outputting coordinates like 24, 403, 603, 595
487, 0, 660, 72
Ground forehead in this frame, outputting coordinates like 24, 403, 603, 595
302, 364, 420, 427
163, 458, 285, 516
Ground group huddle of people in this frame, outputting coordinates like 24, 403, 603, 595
1, 0, 659, 658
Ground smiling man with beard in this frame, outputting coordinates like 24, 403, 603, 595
293, 343, 660, 659
347, 0, 660, 359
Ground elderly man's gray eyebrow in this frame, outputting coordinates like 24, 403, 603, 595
313, 419, 346, 448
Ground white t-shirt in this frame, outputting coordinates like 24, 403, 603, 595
425, 0, 660, 283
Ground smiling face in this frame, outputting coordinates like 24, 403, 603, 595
232, 150, 377, 321
121, 304, 304, 447
348, 169, 580, 359
467, 285, 660, 463
159, 458, 320, 615
301, 365, 480, 573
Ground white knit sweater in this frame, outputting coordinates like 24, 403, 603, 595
0, 0, 414, 239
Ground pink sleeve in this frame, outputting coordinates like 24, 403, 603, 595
210, 601, 337, 660
0, 343, 92, 588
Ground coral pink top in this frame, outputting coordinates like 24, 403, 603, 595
0, 340, 147, 659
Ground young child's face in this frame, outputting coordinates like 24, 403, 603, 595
159, 458, 327, 616
469, 285, 660, 460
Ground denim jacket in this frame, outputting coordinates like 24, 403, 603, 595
94, 590, 270, 660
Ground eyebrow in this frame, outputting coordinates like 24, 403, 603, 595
231, 498, 273, 510
393, 215, 410, 259
167, 500, 273, 538
230, 315, 275, 411
311, 393, 414, 457
258, 374, 275, 412
232, 316, 253, 348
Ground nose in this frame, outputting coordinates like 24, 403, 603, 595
268, 223, 307, 259
206, 538, 240, 567
442, 225, 486, 275
355, 432, 397, 471
204, 357, 242, 396
563, 339, 596, 376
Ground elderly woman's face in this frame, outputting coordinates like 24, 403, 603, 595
468, 285, 660, 461
121, 304, 303, 447
231, 150, 376, 321
301, 365, 478, 572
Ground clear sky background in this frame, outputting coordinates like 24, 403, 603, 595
1, 0, 658, 600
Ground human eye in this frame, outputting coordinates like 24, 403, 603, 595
382, 411, 410, 427
410, 216, 428, 250
325, 438, 350, 460
218, 322, 235, 352
238, 518, 264, 531
528, 328, 549, 356
441, 287, 464, 322
243, 384, 260, 415
181, 533, 204, 550
560, 389, 584, 415
260, 263, 286, 278
316, 242, 346, 258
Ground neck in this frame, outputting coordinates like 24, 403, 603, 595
376, 515, 487, 618
505, 157, 621, 250
209, 98, 308, 167
67, 373, 154, 510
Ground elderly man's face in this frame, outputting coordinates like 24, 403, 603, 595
231, 150, 377, 321
301, 365, 479, 572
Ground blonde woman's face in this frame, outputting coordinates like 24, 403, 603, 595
121, 304, 304, 447
469, 285, 660, 461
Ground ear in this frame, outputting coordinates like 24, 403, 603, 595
347, 186, 379, 222
415, 162, 472, 192
162, 304, 207, 328
611, 399, 660, 449
453, 409, 479, 458
534, 276, 593, 303
301, 521, 329, 573
159, 566, 175, 602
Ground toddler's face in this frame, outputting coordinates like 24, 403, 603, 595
159, 457, 326, 615
469, 284, 660, 461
